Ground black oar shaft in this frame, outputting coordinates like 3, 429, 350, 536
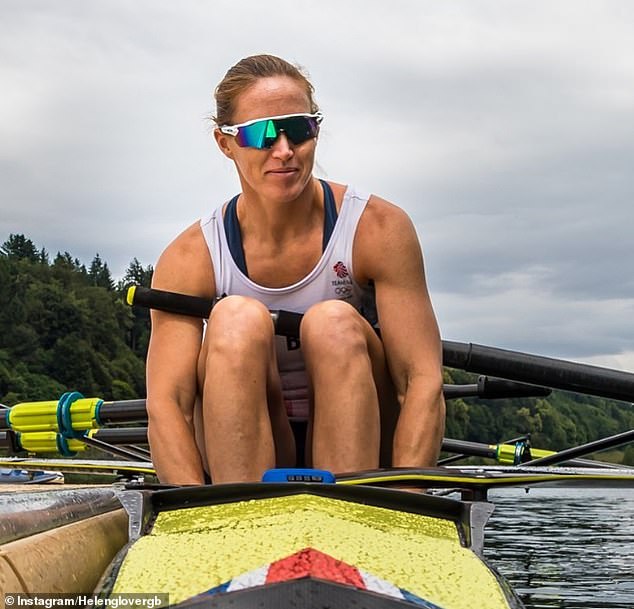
443, 377, 550, 400
98, 399, 148, 423
523, 428, 634, 466
440, 436, 623, 468
1, 377, 547, 433
95, 427, 148, 444
442, 438, 497, 459
0, 427, 148, 454
442, 341, 634, 403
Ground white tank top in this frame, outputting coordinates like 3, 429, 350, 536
199, 184, 376, 419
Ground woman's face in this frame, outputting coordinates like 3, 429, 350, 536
215, 76, 318, 204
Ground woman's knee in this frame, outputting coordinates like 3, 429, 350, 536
206, 295, 274, 356
300, 300, 368, 358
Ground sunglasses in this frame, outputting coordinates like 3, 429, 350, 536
219, 112, 323, 149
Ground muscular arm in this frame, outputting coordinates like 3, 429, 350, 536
355, 199, 445, 467
146, 223, 215, 483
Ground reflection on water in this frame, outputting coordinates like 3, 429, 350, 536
484, 488, 634, 609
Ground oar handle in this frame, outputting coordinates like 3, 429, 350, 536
127, 285, 213, 319
126, 285, 634, 402
127, 286, 304, 337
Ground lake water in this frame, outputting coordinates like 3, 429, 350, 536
483, 488, 634, 609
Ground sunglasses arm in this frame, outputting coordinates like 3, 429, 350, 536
219, 125, 239, 136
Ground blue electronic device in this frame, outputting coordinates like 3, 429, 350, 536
261, 468, 336, 484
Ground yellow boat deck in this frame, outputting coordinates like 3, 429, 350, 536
113, 493, 513, 609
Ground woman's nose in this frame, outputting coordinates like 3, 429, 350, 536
270, 132, 294, 159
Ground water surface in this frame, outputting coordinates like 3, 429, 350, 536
484, 488, 634, 609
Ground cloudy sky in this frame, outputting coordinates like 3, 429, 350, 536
2, 1, 633, 371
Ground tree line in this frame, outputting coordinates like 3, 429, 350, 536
1, 233, 633, 464
0, 234, 152, 404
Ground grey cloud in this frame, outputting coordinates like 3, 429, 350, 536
1, 1, 633, 369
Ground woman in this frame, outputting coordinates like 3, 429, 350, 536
146, 54, 445, 484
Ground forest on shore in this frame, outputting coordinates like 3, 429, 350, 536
1, 233, 633, 464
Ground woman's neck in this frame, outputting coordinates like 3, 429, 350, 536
236, 177, 324, 246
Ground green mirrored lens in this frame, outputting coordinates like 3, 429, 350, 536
236, 116, 318, 149
236, 120, 268, 148
265, 120, 277, 140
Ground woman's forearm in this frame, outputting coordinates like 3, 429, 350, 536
148, 401, 206, 484
392, 379, 445, 467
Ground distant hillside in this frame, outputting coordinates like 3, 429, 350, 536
0, 234, 152, 404
1, 233, 633, 464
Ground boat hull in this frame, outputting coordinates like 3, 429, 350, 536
99, 483, 522, 609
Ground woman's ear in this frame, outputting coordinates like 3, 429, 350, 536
214, 129, 234, 159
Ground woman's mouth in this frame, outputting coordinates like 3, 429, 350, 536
266, 167, 298, 175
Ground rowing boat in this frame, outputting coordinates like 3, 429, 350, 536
2, 457, 633, 608
1, 286, 633, 608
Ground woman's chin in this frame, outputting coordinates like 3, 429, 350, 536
262, 173, 311, 201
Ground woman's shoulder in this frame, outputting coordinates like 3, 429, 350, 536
164, 220, 208, 257
355, 188, 412, 230
153, 221, 215, 298
354, 192, 419, 263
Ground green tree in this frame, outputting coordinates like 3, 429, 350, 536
89, 254, 114, 290
121, 258, 154, 288
1, 234, 39, 262
0, 234, 152, 405
118, 258, 154, 356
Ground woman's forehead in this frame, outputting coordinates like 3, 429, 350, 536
231, 76, 311, 124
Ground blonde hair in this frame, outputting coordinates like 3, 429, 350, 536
213, 54, 318, 125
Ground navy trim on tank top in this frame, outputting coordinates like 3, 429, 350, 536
321, 180, 337, 251
224, 194, 247, 275
224, 180, 338, 278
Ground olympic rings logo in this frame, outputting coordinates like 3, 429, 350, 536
334, 286, 352, 296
